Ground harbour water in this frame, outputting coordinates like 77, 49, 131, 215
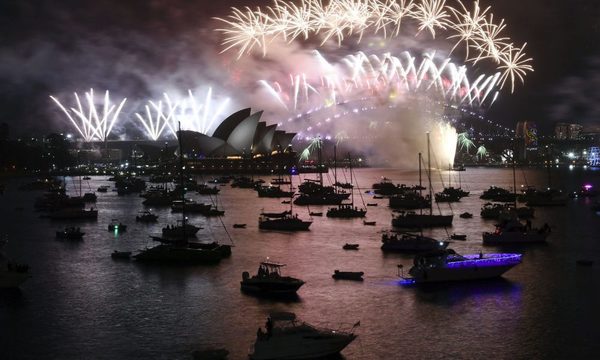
1, 167, 599, 359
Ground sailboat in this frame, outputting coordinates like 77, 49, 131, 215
326, 151, 366, 218
293, 139, 350, 206
259, 174, 312, 231
392, 133, 453, 228
134, 123, 229, 264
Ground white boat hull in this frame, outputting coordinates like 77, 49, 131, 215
409, 264, 517, 283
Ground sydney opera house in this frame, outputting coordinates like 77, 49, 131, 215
139, 108, 299, 174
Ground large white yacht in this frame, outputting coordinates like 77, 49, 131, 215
250, 312, 357, 360
400, 249, 522, 284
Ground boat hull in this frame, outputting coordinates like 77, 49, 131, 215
241, 280, 304, 294
250, 333, 356, 360
409, 264, 518, 283
134, 244, 222, 264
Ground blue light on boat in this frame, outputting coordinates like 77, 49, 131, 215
445, 254, 522, 269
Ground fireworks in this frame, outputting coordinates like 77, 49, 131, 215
457, 132, 475, 153
50, 89, 127, 142
214, 0, 533, 93
435, 121, 458, 167
260, 50, 501, 111
299, 136, 323, 160
476, 144, 487, 159
135, 97, 178, 141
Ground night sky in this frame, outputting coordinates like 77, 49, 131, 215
1, 0, 600, 136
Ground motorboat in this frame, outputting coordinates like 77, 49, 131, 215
233, 224, 247, 228
0, 241, 30, 288
134, 243, 222, 264
260, 210, 291, 218
400, 249, 522, 284
459, 212, 473, 219
381, 232, 449, 252
332, 270, 364, 280
309, 211, 322, 216
162, 220, 201, 238
249, 312, 357, 360
108, 219, 127, 232
483, 219, 550, 244
343, 243, 359, 250
326, 204, 367, 218
97, 185, 109, 193
363, 220, 376, 226
259, 214, 312, 231
171, 199, 211, 213
366, 203, 378, 206
136, 211, 158, 223
256, 186, 294, 198
82, 192, 97, 202
241, 261, 304, 295
56, 227, 85, 240
480, 186, 516, 202
196, 184, 220, 195
389, 192, 430, 209
111, 250, 131, 259
450, 233, 467, 240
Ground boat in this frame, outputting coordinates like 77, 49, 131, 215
389, 192, 430, 209
259, 214, 312, 231
111, 250, 131, 259
171, 199, 211, 213
363, 220, 376, 226
309, 211, 322, 216
450, 233, 467, 240
392, 142, 453, 228
483, 219, 551, 244
373, 195, 384, 199
249, 312, 357, 360
162, 219, 201, 238
434, 192, 461, 203
233, 224, 246, 228
241, 261, 305, 295
459, 212, 473, 219
381, 232, 449, 252
136, 211, 158, 223
332, 270, 364, 280
327, 204, 366, 218
108, 220, 127, 232
281, 200, 291, 204
82, 176, 91, 180
196, 184, 220, 195
256, 185, 294, 198
0, 239, 30, 288
480, 186, 516, 202
343, 243, 359, 250
366, 203, 378, 206
82, 192, 97, 202
97, 185, 109, 193
399, 249, 522, 284
569, 184, 598, 198
55, 227, 85, 240
260, 210, 291, 218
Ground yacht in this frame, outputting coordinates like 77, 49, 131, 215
259, 214, 312, 231
249, 312, 357, 360
256, 185, 294, 198
381, 232, 449, 252
136, 211, 158, 223
400, 249, 522, 284
0, 241, 30, 288
171, 199, 211, 213
389, 192, 430, 209
162, 219, 201, 238
134, 242, 222, 264
483, 219, 550, 244
241, 261, 304, 294
326, 204, 366, 218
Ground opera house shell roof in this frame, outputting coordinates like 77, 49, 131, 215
179, 108, 296, 157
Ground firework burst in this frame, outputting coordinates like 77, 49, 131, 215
50, 89, 126, 142
214, 0, 534, 92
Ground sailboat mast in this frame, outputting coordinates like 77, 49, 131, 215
419, 153, 422, 215
318, 138, 323, 186
427, 132, 433, 216
349, 153, 354, 206
512, 141, 518, 208
177, 122, 186, 233
334, 144, 337, 190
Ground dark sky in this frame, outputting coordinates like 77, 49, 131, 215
1, 0, 599, 136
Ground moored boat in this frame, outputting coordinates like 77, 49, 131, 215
241, 261, 304, 295
249, 312, 357, 360
381, 232, 449, 252
400, 249, 522, 284
56, 227, 85, 240
332, 270, 364, 280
